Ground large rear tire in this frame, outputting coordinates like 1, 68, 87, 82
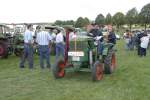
53, 60, 65, 79
0, 41, 8, 58
104, 50, 116, 74
92, 61, 103, 81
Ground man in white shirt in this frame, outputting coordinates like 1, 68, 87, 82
69, 31, 77, 41
36, 26, 52, 69
140, 33, 149, 56
123, 30, 131, 50
55, 29, 65, 60
51, 29, 57, 42
19, 24, 34, 69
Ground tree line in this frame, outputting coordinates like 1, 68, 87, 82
54, 3, 150, 31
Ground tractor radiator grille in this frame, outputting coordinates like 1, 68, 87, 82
69, 41, 88, 51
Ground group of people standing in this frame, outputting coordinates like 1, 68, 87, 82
19, 24, 65, 70
123, 30, 150, 57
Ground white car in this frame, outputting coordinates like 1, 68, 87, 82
115, 34, 121, 40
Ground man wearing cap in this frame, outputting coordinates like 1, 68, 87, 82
36, 26, 52, 69
19, 24, 34, 69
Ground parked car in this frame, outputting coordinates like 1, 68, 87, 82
115, 34, 121, 40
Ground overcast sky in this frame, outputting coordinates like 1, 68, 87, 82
0, 0, 149, 23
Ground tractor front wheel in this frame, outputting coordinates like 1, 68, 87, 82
14, 41, 24, 57
104, 50, 116, 74
14, 48, 23, 57
53, 60, 65, 78
92, 61, 103, 81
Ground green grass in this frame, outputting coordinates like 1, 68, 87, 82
0, 40, 150, 100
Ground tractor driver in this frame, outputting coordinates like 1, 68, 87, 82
87, 22, 103, 38
87, 22, 103, 55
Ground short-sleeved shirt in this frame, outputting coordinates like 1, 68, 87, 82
51, 33, 56, 42
140, 36, 149, 48
24, 30, 33, 44
69, 32, 76, 40
36, 31, 52, 45
56, 32, 64, 43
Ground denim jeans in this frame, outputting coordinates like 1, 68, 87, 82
55, 43, 64, 60
19, 44, 34, 69
140, 47, 146, 56
98, 41, 103, 55
38, 45, 51, 69
125, 43, 130, 50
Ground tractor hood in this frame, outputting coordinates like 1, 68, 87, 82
70, 35, 93, 41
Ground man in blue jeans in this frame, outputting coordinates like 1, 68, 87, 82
36, 26, 52, 69
19, 24, 34, 69
55, 29, 65, 60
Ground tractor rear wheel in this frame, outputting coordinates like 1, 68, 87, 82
92, 61, 103, 81
104, 49, 116, 74
53, 60, 65, 78
0, 41, 8, 58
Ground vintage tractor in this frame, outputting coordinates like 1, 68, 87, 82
11, 26, 24, 57
0, 24, 13, 58
0, 24, 24, 58
0, 36, 9, 58
52, 27, 116, 81
13, 33, 24, 56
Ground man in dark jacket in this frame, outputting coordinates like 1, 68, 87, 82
108, 28, 116, 44
87, 23, 103, 55
88, 23, 102, 37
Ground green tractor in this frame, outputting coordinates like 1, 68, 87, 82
53, 27, 116, 81
13, 33, 24, 56
12, 26, 24, 57
0, 24, 13, 58
0, 24, 24, 58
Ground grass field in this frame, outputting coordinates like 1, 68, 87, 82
0, 40, 150, 100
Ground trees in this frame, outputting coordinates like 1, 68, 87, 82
54, 20, 75, 26
54, 20, 63, 26
139, 3, 150, 30
75, 17, 85, 28
105, 13, 112, 25
84, 17, 90, 26
95, 14, 105, 27
53, 3, 150, 30
126, 8, 138, 31
75, 17, 90, 28
113, 12, 125, 29
65, 20, 75, 26
54, 17, 89, 28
